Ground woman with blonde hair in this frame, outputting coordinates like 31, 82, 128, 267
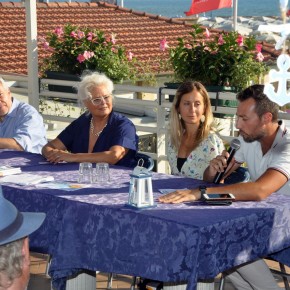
167, 81, 224, 179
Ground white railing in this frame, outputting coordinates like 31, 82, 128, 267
2, 73, 290, 173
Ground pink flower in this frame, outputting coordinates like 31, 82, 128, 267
70, 31, 78, 38
77, 51, 94, 63
218, 34, 225, 45
87, 32, 94, 41
77, 54, 86, 63
204, 28, 210, 39
160, 38, 169, 51
111, 47, 116, 53
83, 50, 94, 60
236, 35, 244, 46
77, 30, 85, 39
256, 52, 264, 62
38, 36, 46, 43
184, 43, 192, 49
54, 26, 63, 37
127, 51, 133, 61
43, 41, 50, 50
111, 33, 117, 44
256, 43, 262, 52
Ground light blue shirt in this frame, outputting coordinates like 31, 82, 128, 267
0, 98, 47, 154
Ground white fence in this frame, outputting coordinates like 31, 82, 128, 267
2, 73, 290, 173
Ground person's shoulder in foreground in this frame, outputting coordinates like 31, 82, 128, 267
159, 84, 289, 203
0, 186, 45, 290
0, 77, 47, 154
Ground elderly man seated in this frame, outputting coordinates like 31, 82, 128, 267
0, 77, 46, 153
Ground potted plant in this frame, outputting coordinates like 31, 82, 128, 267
160, 24, 268, 104
40, 23, 138, 91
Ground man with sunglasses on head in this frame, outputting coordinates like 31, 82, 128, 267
0, 78, 46, 153
42, 72, 138, 167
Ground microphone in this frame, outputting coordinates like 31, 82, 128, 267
213, 138, 241, 184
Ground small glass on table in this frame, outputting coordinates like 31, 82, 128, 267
78, 162, 93, 184
95, 162, 110, 183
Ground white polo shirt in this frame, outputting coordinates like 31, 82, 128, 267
234, 120, 290, 195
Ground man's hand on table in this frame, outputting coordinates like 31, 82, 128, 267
158, 188, 201, 203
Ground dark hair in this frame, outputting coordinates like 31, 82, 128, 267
237, 84, 279, 122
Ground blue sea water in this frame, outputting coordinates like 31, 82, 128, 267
1, 0, 283, 18
122, 0, 282, 18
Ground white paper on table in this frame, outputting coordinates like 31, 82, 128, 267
0, 173, 54, 186
35, 182, 91, 191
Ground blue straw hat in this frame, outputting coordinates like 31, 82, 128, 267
0, 187, 45, 246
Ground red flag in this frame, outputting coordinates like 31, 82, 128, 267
185, 0, 232, 16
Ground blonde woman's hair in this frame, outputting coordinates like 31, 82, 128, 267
169, 81, 214, 150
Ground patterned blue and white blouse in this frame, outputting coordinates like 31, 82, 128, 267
167, 132, 225, 180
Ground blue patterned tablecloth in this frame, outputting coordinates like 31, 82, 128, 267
1, 150, 290, 290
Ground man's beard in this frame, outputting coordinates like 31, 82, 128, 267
240, 130, 265, 143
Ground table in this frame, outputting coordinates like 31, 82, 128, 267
1, 150, 290, 290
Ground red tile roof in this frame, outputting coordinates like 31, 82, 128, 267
0, 1, 285, 75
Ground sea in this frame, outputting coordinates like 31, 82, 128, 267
122, 0, 283, 18
2, 0, 284, 18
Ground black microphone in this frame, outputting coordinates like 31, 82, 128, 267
213, 138, 241, 184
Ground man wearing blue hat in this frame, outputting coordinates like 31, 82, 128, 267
0, 187, 45, 290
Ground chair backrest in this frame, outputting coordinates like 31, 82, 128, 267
224, 167, 250, 184
135, 153, 154, 171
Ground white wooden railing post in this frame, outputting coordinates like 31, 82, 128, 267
25, 0, 39, 110
157, 87, 168, 173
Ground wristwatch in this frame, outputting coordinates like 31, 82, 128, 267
199, 185, 207, 200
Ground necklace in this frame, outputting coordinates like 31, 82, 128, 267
90, 118, 107, 137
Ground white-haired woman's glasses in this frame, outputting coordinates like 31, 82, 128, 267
90, 95, 111, 106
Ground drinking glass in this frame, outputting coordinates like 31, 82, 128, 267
95, 163, 110, 183
78, 162, 93, 183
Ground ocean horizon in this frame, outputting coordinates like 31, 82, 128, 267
123, 0, 283, 18
0, 0, 284, 18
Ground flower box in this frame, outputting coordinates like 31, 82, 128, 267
45, 71, 81, 94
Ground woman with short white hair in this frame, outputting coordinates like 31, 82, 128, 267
42, 71, 138, 167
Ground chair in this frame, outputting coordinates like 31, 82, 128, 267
224, 167, 250, 184
266, 258, 290, 290
135, 152, 155, 171
218, 260, 290, 290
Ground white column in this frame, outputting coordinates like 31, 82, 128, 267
25, 0, 39, 109
233, 0, 238, 31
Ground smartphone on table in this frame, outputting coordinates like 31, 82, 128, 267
203, 193, 235, 205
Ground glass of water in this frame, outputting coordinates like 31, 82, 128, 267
78, 162, 93, 184
95, 162, 110, 183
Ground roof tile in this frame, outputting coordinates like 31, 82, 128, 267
0, 1, 285, 76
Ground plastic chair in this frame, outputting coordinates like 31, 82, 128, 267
135, 152, 154, 171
